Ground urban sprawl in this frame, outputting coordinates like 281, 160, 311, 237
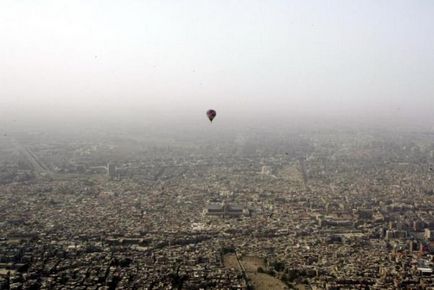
1, 127, 434, 289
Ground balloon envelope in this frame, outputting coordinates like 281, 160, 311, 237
206, 109, 217, 122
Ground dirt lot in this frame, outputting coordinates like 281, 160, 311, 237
223, 253, 241, 271
248, 272, 288, 290
240, 256, 265, 272
241, 256, 288, 290
223, 254, 288, 290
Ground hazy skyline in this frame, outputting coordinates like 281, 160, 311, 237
1, 0, 434, 126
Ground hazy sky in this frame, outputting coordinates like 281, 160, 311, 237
1, 0, 434, 126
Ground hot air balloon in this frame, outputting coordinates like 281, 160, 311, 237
206, 109, 216, 122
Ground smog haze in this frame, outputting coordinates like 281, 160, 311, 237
1, 0, 434, 130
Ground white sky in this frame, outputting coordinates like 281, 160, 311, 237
1, 0, 434, 125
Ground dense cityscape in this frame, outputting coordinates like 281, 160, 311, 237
2, 125, 434, 289
2, 0, 434, 288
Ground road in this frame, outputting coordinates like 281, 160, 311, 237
10, 138, 53, 178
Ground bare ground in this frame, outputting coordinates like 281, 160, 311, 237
223, 253, 241, 271
248, 272, 288, 290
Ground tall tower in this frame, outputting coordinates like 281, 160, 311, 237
107, 163, 116, 180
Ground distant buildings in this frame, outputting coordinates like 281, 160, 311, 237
385, 229, 407, 240
205, 202, 249, 218
261, 166, 272, 176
